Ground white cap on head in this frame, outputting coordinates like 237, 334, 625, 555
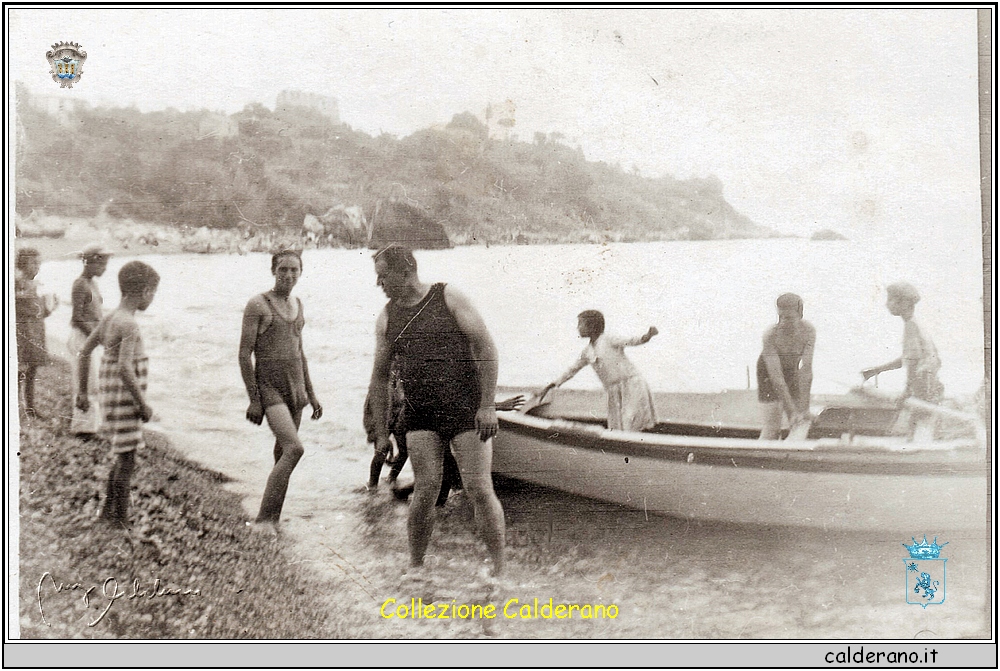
79, 243, 113, 260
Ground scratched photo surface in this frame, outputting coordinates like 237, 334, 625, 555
8, 8, 992, 641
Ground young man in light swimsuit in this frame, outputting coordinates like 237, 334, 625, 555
69, 243, 112, 437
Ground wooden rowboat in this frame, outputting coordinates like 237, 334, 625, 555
493, 387, 988, 532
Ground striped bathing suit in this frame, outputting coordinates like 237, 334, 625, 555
98, 312, 149, 453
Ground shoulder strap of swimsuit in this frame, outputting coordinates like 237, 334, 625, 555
260, 292, 276, 314
392, 285, 442, 341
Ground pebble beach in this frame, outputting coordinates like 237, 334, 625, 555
17, 361, 989, 640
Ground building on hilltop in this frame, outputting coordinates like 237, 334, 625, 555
276, 90, 339, 123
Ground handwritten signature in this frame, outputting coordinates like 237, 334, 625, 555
37, 572, 201, 627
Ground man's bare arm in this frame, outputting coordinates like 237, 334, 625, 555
445, 286, 499, 440
798, 323, 816, 413
238, 298, 266, 424
862, 357, 902, 380
238, 298, 265, 403
761, 331, 799, 419
75, 322, 103, 410
444, 286, 498, 409
368, 308, 393, 448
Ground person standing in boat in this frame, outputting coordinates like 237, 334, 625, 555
861, 282, 943, 440
368, 244, 507, 576
68, 244, 112, 437
239, 250, 323, 531
540, 311, 658, 432
757, 293, 815, 440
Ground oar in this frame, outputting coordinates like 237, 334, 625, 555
518, 387, 552, 415
850, 384, 982, 427
786, 416, 812, 441
825, 377, 985, 442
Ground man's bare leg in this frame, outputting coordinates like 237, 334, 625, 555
758, 401, 784, 440
451, 431, 505, 575
406, 430, 445, 567
256, 405, 304, 523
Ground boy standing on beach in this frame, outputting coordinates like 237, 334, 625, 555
15, 247, 58, 419
862, 282, 943, 440
77, 261, 160, 525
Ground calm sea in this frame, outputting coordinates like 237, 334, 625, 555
31, 239, 989, 638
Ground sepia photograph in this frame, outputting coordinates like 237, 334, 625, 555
6, 5, 994, 662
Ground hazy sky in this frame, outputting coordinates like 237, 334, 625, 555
8, 8, 986, 244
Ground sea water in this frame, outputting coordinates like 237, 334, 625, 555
31, 238, 989, 638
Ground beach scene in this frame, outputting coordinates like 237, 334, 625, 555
10, 7, 991, 646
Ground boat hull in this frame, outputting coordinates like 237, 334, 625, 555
493, 390, 988, 533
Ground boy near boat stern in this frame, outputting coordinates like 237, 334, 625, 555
862, 282, 943, 441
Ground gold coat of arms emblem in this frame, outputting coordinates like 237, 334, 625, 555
46, 42, 87, 88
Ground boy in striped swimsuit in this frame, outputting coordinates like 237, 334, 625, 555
77, 261, 160, 526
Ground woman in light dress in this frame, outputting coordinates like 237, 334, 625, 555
541, 310, 658, 432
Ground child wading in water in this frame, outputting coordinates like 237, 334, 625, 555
363, 365, 523, 503
541, 310, 658, 431
77, 261, 160, 526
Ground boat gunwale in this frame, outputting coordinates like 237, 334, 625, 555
496, 411, 986, 477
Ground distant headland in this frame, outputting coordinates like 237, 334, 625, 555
16, 85, 778, 251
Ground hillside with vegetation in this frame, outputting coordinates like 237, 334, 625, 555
15, 87, 774, 249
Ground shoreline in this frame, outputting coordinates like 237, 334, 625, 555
12, 215, 795, 262
14, 361, 989, 639
16, 360, 349, 639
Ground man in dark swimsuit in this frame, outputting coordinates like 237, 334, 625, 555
757, 293, 815, 440
364, 366, 464, 506
368, 245, 506, 576
239, 250, 322, 528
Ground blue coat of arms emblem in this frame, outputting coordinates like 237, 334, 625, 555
46, 42, 87, 88
903, 536, 947, 608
